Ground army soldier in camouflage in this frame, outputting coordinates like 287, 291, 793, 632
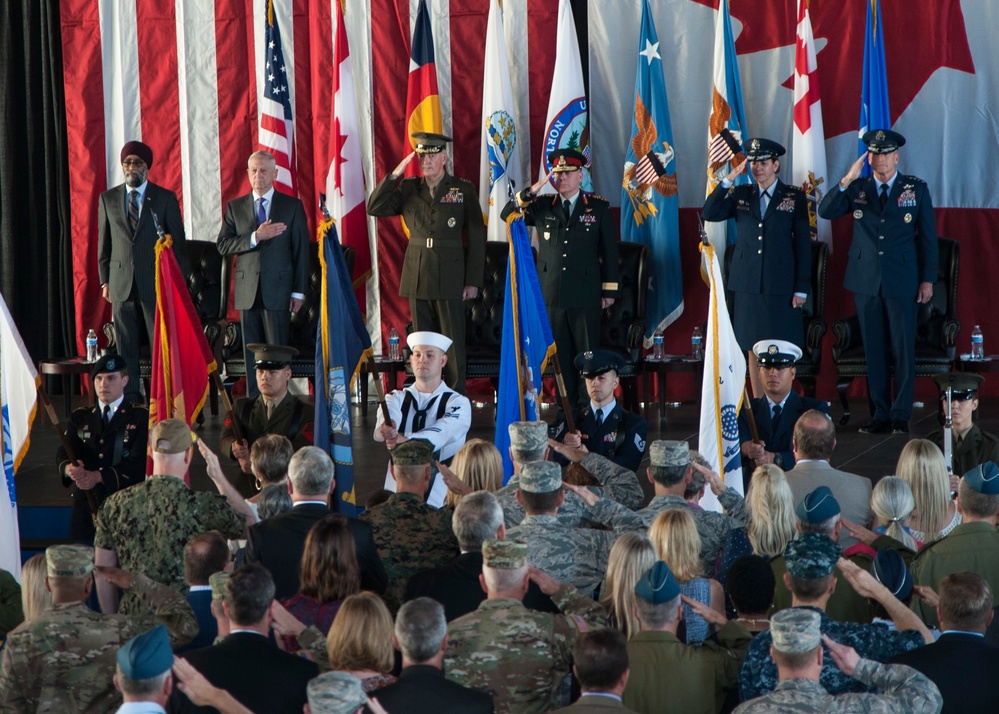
95, 419, 251, 615
637, 440, 747, 575
307, 671, 369, 714
739, 534, 930, 701
359, 439, 459, 612
0, 545, 197, 712
444, 539, 608, 714
494, 421, 644, 528
623, 561, 751, 713
506, 460, 645, 595
366, 132, 486, 394
57, 353, 149, 542
733, 609, 942, 713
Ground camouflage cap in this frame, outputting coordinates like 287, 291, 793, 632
46, 544, 95, 578
509, 421, 548, 453
634, 561, 681, 604
649, 440, 690, 468
784, 533, 841, 579
795, 486, 841, 523
307, 671, 367, 714
117, 625, 173, 680
518, 460, 563, 493
482, 539, 528, 569
151, 418, 195, 454
963, 461, 999, 495
209, 571, 232, 602
389, 438, 435, 466
770, 608, 822, 653
871, 548, 914, 601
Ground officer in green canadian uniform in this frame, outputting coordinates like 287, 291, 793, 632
366, 132, 486, 394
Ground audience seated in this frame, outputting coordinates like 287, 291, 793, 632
178, 531, 230, 654
245, 434, 293, 519
843, 476, 921, 558
280, 514, 360, 652
600, 532, 657, 640
114, 626, 175, 711
726, 555, 776, 637
553, 628, 638, 713
169, 563, 318, 714
441, 438, 504, 509
896, 439, 961, 543
325, 592, 397, 692
0, 567, 22, 641
370, 597, 494, 712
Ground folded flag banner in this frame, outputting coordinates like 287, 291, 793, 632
316, 218, 373, 516
698, 241, 747, 510
494, 216, 556, 481
1, 291, 39, 580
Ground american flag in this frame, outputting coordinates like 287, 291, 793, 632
633, 150, 668, 186
260, 0, 295, 193
707, 127, 742, 165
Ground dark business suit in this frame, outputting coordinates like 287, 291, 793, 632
890, 632, 999, 713
738, 391, 828, 489
244, 503, 386, 599
367, 172, 486, 394
56, 399, 148, 541
216, 190, 309, 397
502, 190, 620, 406
553, 694, 640, 714
404, 551, 558, 622
819, 173, 937, 423
702, 179, 810, 350
167, 631, 317, 714
176, 588, 216, 654
562, 402, 647, 473
369, 665, 494, 713
98, 182, 187, 403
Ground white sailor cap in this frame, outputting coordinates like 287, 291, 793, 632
407, 331, 453, 353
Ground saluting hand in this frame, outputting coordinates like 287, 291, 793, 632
725, 159, 747, 183
527, 170, 555, 197
840, 152, 869, 188
391, 151, 417, 179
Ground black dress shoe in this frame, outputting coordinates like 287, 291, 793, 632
859, 419, 891, 434
891, 420, 910, 434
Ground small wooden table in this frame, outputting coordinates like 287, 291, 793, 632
643, 355, 704, 427
357, 356, 407, 418
955, 356, 998, 374
38, 357, 96, 418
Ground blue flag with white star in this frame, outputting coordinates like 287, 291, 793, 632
858, 0, 891, 177
622, 0, 682, 342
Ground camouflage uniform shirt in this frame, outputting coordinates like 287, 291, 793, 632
497, 453, 643, 528
637, 490, 747, 575
0, 574, 198, 712
444, 584, 608, 714
733, 658, 942, 713
507, 497, 645, 595
359, 492, 459, 611
739, 606, 924, 701
94, 475, 245, 614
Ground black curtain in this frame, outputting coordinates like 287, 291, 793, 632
0, 0, 73, 361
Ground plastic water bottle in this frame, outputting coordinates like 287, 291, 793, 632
388, 327, 401, 361
971, 325, 984, 361
86, 329, 98, 362
691, 326, 704, 360
651, 328, 665, 361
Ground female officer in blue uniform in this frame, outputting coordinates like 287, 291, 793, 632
702, 139, 811, 396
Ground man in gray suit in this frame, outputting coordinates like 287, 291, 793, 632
785, 409, 872, 550
98, 140, 187, 404
217, 151, 309, 397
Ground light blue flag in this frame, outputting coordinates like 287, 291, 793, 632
315, 219, 372, 517
622, 0, 682, 342
494, 216, 556, 481
858, 0, 891, 177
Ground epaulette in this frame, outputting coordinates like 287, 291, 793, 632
903, 175, 926, 185
782, 183, 805, 195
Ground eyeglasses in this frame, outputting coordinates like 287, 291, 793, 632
122, 159, 146, 167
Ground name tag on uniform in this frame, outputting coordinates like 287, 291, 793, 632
898, 188, 917, 208
776, 197, 795, 213
736, 199, 750, 211
440, 188, 464, 204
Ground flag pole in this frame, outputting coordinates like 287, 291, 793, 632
552, 354, 576, 434
743, 387, 761, 445
212, 370, 245, 444
366, 355, 393, 426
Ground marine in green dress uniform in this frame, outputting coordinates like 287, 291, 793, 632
366, 132, 486, 394
932, 372, 999, 479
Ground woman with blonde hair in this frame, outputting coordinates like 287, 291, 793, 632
649, 508, 725, 643
441, 438, 504, 509
843, 476, 922, 558
326, 592, 397, 691
896, 439, 960, 543
600, 533, 657, 639
19, 553, 50, 623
